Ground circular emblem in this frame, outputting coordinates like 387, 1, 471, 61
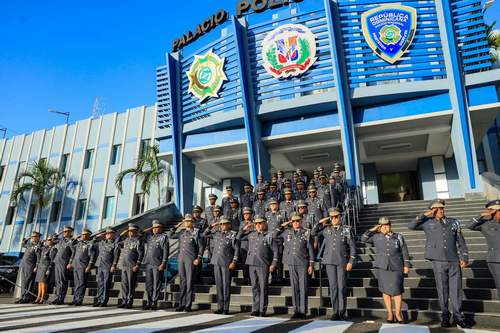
187, 50, 227, 102
261, 24, 317, 79
380, 25, 402, 45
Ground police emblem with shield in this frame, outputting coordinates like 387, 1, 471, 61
361, 5, 417, 64
262, 23, 317, 79
187, 50, 228, 102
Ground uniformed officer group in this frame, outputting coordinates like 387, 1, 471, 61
14, 164, 500, 330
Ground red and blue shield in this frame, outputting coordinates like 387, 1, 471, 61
361, 5, 417, 64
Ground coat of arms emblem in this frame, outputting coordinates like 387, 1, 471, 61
261, 24, 317, 79
361, 5, 417, 64
187, 50, 227, 102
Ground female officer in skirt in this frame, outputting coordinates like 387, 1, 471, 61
362, 217, 411, 323
34, 235, 58, 304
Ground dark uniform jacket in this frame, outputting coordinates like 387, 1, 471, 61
305, 197, 325, 220
408, 214, 469, 263
253, 200, 267, 217
293, 190, 307, 201
279, 200, 296, 221
54, 237, 73, 266
114, 236, 145, 267
313, 224, 356, 265
70, 239, 96, 269
202, 228, 239, 266
94, 239, 118, 269
170, 228, 203, 262
362, 231, 411, 271
142, 233, 169, 266
237, 229, 276, 267
265, 211, 285, 232
273, 227, 314, 266
469, 216, 500, 263
240, 192, 255, 210
205, 205, 216, 224
324, 184, 342, 209
21, 240, 42, 269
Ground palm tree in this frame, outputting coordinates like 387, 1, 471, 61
10, 159, 63, 232
486, 21, 500, 62
115, 144, 167, 210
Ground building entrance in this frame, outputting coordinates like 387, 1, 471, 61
377, 171, 421, 203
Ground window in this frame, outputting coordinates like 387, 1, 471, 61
134, 193, 145, 215
103, 196, 115, 219
5, 206, 16, 225
27, 204, 36, 224
60, 154, 69, 173
110, 145, 121, 165
76, 199, 87, 220
50, 201, 62, 222
139, 139, 150, 157
0, 165, 5, 182
84, 149, 94, 169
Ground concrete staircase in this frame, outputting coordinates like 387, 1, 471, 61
46, 198, 500, 325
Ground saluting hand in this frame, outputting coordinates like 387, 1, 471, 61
481, 210, 494, 218
369, 225, 380, 233
424, 210, 435, 218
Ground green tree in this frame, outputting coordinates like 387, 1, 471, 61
10, 159, 63, 232
115, 144, 167, 210
486, 21, 500, 62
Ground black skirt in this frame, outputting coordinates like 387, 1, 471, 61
376, 268, 404, 296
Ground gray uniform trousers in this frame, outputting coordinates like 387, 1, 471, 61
488, 263, 500, 299
431, 260, 464, 321
289, 264, 308, 314
20, 265, 36, 301
272, 240, 284, 282
325, 264, 347, 316
249, 265, 269, 313
72, 268, 89, 303
121, 268, 138, 305
178, 259, 194, 308
96, 266, 113, 305
54, 264, 69, 302
213, 264, 232, 311
145, 264, 163, 304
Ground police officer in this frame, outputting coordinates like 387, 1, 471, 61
239, 207, 254, 285
293, 180, 307, 201
316, 175, 328, 201
192, 205, 208, 231
240, 183, 255, 210
114, 223, 144, 309
296, 200, 318, 231
227, 198, 242, 230
324, 175, 342, 210
202, 217, 239, 315
170, 214, 203, 312
266, 183, 281, 203
266, 199, 285, 285
205, 194, 218, 225
468, 199, 500, 299
362, 217, 411, 324
51, 226, 74, 305
17, 231, 42, 303
253, 190, 267, 217
69, 229, 95, 306
408, 199, 469, 328
237, 215, 277, 317
255, 175, 266, 194
311, 170, 320, 188
313, 209, 356, 320
306, 185, 325, 221
276, 170, 287, 192
92, 227, 117, 307
273, 213, 314, 319
142, 220, 169, 310
280, 188, 296, 219
222, 186, 237, 218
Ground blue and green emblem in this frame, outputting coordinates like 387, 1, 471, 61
361, 5, 417, 64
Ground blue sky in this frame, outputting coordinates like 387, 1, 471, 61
1, 0, 499, 137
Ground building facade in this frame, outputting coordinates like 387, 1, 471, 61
156, 0, 500, 212
0, 106, 167, 253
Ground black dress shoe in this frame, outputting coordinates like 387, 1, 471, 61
117, 303, 126, 308
455, 320, 470, 329
386, 319, 394, 324
259, 312, 266, 317
50, 300, 60, 305
222, 310, 229, 315
441, 318, 452, 328
291, 312, 300, 319
250, 311, 259, 316
331, 314, 340, 321
176, 306, 185, 312
184, 307, 192, 312
125, 304, 132, 309
142, 304, 151, 310
92, 302, 101, 307
213, 309, 223, 314
300, 313, 307, 320
74, 302, 83, 306
100, 303, 107, 307
151, 304, 158, 311
14, 299, 22, 304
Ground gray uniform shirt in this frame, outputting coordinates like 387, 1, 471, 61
468, 216, 500, 263
114, 236, 144, 267
237, 229, 276, 267
273, 227, 314, 266
94, 239, 118, 269
170, 228, 203, 262
21, 240, 42, 269
54, 237, 73, 266
203, 228, 239, 266
362, 231, 411, 271
70, 239, 96, 269
142, 233, 169, 266
313, 224, 356, 265
408, 214, 469, 263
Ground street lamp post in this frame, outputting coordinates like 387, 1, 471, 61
48, 109, 70, 124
